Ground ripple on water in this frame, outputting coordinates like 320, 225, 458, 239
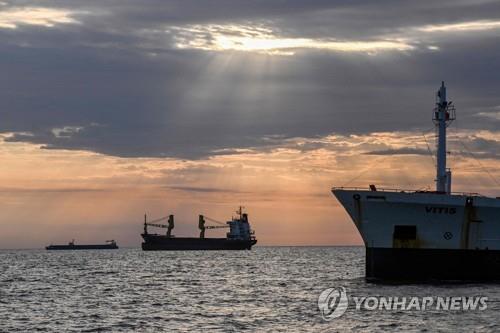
1, 247, 500, 332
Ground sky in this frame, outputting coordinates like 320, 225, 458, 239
0, 0, 500, 248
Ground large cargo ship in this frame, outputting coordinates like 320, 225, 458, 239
46, 239, 118, 250
333, 82, 500, 281
141, 207, 257, 251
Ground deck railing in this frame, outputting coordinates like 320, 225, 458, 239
331, 186, 483, 197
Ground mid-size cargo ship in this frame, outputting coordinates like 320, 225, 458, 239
141, 207, 257, 251
46, 239, 118, 250
332, 82, 500, 281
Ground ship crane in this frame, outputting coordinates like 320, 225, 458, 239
144, 222, 168, 228
198, 215, 229, 238
205, 225, 229, 230
143, 214, 175, 237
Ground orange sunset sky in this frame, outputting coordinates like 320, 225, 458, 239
1, 2, 500, 248
1, 130, 499, 248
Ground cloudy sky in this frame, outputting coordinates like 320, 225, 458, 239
0, 0, 499, 248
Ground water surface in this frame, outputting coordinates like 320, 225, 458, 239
1, 247, 499, 332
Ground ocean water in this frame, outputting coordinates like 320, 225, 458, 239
1, 247, 500, 332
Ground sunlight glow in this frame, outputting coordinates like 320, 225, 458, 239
0, 127, 498, 247
0, 7, 79, 29
51, 126, 84, 138
419, 20, 500, 32
172, 24, 414, 55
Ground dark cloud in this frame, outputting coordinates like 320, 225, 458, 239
365, 136, 500, 160
450, 136, 500, 160
365, 148, 430, 156
1, 0, 500, 158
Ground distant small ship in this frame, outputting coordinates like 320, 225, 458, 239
141, 207, 257, 251
46, 239, 118, 250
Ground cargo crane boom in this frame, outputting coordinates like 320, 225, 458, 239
198, 215, 229, 238
142, 213, 228, 239
145, 222, 168, 228
143, 214, 175, 237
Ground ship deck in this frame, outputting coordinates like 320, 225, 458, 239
332, 186, 485, 197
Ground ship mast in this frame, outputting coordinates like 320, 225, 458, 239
433, 81, 455, 194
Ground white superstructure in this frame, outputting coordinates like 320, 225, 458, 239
226, 207, 256, 241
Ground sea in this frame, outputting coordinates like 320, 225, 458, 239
1, 246, 500, 332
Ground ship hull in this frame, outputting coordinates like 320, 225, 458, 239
141, 234, 257, 251
366, 247, 500, 282
46, 244, 118, 250
333, 188, 500, 282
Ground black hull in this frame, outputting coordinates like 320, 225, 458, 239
141, 234, 257, 251
46, 244, 118, 250
366, 247, 500, 282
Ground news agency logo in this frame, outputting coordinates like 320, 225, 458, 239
317, 287, 349, 320
317, 287, 488, 321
